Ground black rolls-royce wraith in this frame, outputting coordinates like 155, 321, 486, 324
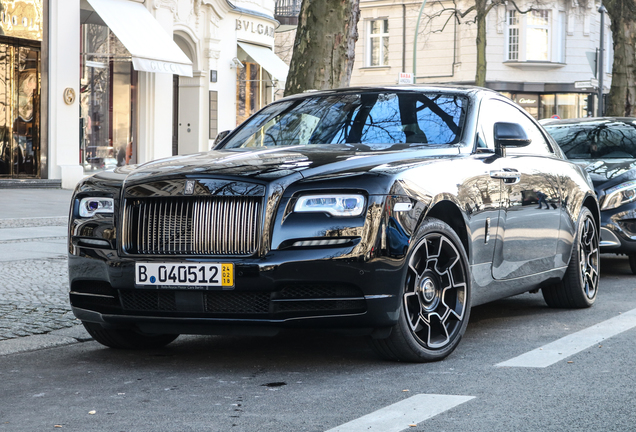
69, 86, 599, 362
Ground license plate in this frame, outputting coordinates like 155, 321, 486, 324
135, 263, 234, 288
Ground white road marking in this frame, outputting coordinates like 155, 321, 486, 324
496, 308, 636, 368
324, 393, 475, 432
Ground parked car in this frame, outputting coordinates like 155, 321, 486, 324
543, 117, 636, 273
68, 86, 599, 362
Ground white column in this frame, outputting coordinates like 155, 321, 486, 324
48, 0, 83, 189
136, 4, 174, 164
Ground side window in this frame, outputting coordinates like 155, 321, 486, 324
504, 108, 553, 156
477, 98, 552, 156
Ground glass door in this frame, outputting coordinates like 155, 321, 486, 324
0, 41, 40, 178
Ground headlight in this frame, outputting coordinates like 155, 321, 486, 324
79, 197, 114, 217
601, 180, 636, 210
294, 194, 365, 217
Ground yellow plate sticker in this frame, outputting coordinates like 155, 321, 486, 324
221, 263, 234, 287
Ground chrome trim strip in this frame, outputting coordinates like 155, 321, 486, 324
69, 292, 115, 299
600, 227, 621, 248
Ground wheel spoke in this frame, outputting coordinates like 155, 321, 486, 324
404, 291, 420, 327
424, 312, 450, 349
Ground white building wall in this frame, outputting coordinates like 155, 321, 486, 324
352, 0, 611, 93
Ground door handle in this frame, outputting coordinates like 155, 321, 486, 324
490, 169, 520, 184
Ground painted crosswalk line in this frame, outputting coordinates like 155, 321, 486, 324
324, 393, 475, 432
496, 308, 636, 368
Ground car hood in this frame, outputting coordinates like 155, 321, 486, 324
571, 158, 636, 190
123, 144, 462, 184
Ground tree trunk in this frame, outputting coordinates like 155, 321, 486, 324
605, 0, 636, 116
474, 1, 488, 87
284, 0, 360, 97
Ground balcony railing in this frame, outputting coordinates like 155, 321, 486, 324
275, 0, 301, 26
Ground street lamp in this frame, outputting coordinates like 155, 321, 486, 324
598, 3, 607, 117
413, 0, 428, 83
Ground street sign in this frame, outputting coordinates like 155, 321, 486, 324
574, 79, 598, 89
398, 72, 414, 85
586, 51, 598, 78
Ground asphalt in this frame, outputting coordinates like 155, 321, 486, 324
0, 188, 92, 355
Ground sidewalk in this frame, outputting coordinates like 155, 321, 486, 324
0, 189, 92, 355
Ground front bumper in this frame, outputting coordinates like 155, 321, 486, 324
68, 246, 404, 335
599, 205, 636, 254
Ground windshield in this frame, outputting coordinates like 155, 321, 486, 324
545, 121, 636, 159
221, 92, 467, 149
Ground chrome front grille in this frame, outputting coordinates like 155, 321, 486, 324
122, 196, 261, 256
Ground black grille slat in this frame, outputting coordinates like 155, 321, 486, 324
205, 292, 270, 314
275, 284, 364, 299
275, 300, 366, 312
120, 291, 177, 311
123, 196, 261, 256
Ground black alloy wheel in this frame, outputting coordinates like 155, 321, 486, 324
542, 207, 599, 308
370, 218, 471, 362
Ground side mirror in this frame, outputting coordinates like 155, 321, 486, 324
494, 122, 531, 156
213, 130, 231, 148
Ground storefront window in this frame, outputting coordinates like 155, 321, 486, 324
80, 23, 137, 173
556, 93, 586, 120
0, 0, 42, 179
540, 94, 556, 119
502, 92, 588, 120
236, 46, 273, 126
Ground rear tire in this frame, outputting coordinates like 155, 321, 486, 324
83, 322, 179, 349
369, 218, 471, 362
542, 207, 599, 308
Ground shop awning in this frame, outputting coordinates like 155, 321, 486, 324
86, 0, 192, 77
238, 42, 289, 83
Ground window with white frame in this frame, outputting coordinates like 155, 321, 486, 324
527, 10, 550, 60
506, 9, 553, 62
367, 19, 389, 66
507, 11, 520, 60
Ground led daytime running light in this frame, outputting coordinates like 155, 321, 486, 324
79, 197, 114, 217
294, 194, 365, 217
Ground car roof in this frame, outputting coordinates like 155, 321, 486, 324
280, 85, 499, 100
542, 117, 636, 127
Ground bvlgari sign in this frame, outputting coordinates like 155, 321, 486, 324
235, 19, 275, 38
0, 0, 43, 41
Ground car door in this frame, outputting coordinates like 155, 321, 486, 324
479, 98, 563, 280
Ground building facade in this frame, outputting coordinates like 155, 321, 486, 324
351, 0, 612, 120
1, 0, 288, 188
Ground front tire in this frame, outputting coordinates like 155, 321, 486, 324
370, 218, 471, 362
542, 207, 599, 308
628, 254, 636, 275
83, 322, 179, 349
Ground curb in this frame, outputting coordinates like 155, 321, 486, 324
0, 325, 93, 356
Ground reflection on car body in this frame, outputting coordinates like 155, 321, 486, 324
68, 86, 599, 362
544, 117, 636, 274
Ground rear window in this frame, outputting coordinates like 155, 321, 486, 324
221, 92, 467, 149
545, 121, 636, 159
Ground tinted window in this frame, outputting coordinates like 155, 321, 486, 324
545, 121, 636, 159
221, 92, 467, 148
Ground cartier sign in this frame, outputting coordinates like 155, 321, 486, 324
235, 19, 275, 38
